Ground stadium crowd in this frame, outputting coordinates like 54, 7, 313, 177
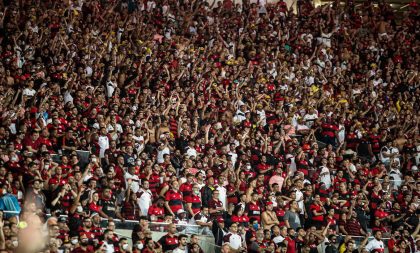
0, 0, 419, 252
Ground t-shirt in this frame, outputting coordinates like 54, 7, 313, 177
223, 232, 242, 250
284, 210, 301, 230
23, 88, 36, 97
365, 239, 385, 253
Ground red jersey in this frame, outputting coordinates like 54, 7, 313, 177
246, 201, 261, 222
165, 189, 183, 214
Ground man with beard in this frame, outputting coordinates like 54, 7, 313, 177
26, 178, 46, 212
71, 232, 94, 253
165, 180, 183, 216
325, 234, 339, 253
138, 180, 153, 216
77, 217, 95, 241
102, 229, 116, 252
98, 187, 124, 221
173, 234, 189, 253
116, 237, 131, 253
148, 197, 165, 222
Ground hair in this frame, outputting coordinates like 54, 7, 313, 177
178, 234, 188, 241
144, 238, 153, 246
246, 217, 256, 224
139, 216, 149, 222
119, 237, 128, 244
233, 205, 243, 216
278, 242, 287, 248
373, 230, 382, 236
190, 234, 198, 239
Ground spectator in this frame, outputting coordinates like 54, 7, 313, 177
261, 201, 279, 230
157, 223, 178, 252
325, 234, 339, 253
71, 232, 94, 253
284, 200, 301, 230
102, 229, 116, 253
115, 237, 130, 253
185, 183, 202, 218
172, 234, 188, 253
212, 218, 228, 249
141, 238, 162, 253
188, 234, 204, 253
189, 207, 212, 236
0, 0, 418, 252
209, 190, 224, 220
164, 180, 183, 217
223, 222, 245, 252
365, 231, 385, 253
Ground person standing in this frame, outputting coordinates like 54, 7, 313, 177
208, 190, 225, 220
212, 218, 228, 250
261, 201, 279, 230
216, 175, 227, 210
165, 180, 184, 217
98, 127, 110, 159
185, 183, 202, 217
285, 228, 297, 253
137, 180, 153, 216
284, 200, 301, 230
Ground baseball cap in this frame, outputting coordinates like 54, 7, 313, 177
217, 217, 224, 223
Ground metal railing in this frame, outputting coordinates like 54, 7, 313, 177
0, 210, 394, 253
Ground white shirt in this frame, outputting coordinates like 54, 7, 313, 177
157, 146, 170, 163
137, 188, 153, 216
365, 239, 385, 252
380, 146, 399, 164
234, 110, 247, 122
228, 151, 238, 167
124, 172, 140, 193
319, 166, 332, 189
98, 135, 110, 158
106, 80, 116, 97
295, 189, 304, 214
173, 247, 188, 253
23, 88, 36, 97
186, 146, 197, 158
103, 241, 115, 253
107, 123, 123, 134
225, 232, 242, 250
273, 235, 285, 244
256, 109, 267, 126
338, 124, 345, 143
303, 113, 318, 128
216, 185, 227, 210
133, 135, 145, 152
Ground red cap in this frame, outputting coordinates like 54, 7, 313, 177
217, 217, 224, 223
266, 201, 273, 206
